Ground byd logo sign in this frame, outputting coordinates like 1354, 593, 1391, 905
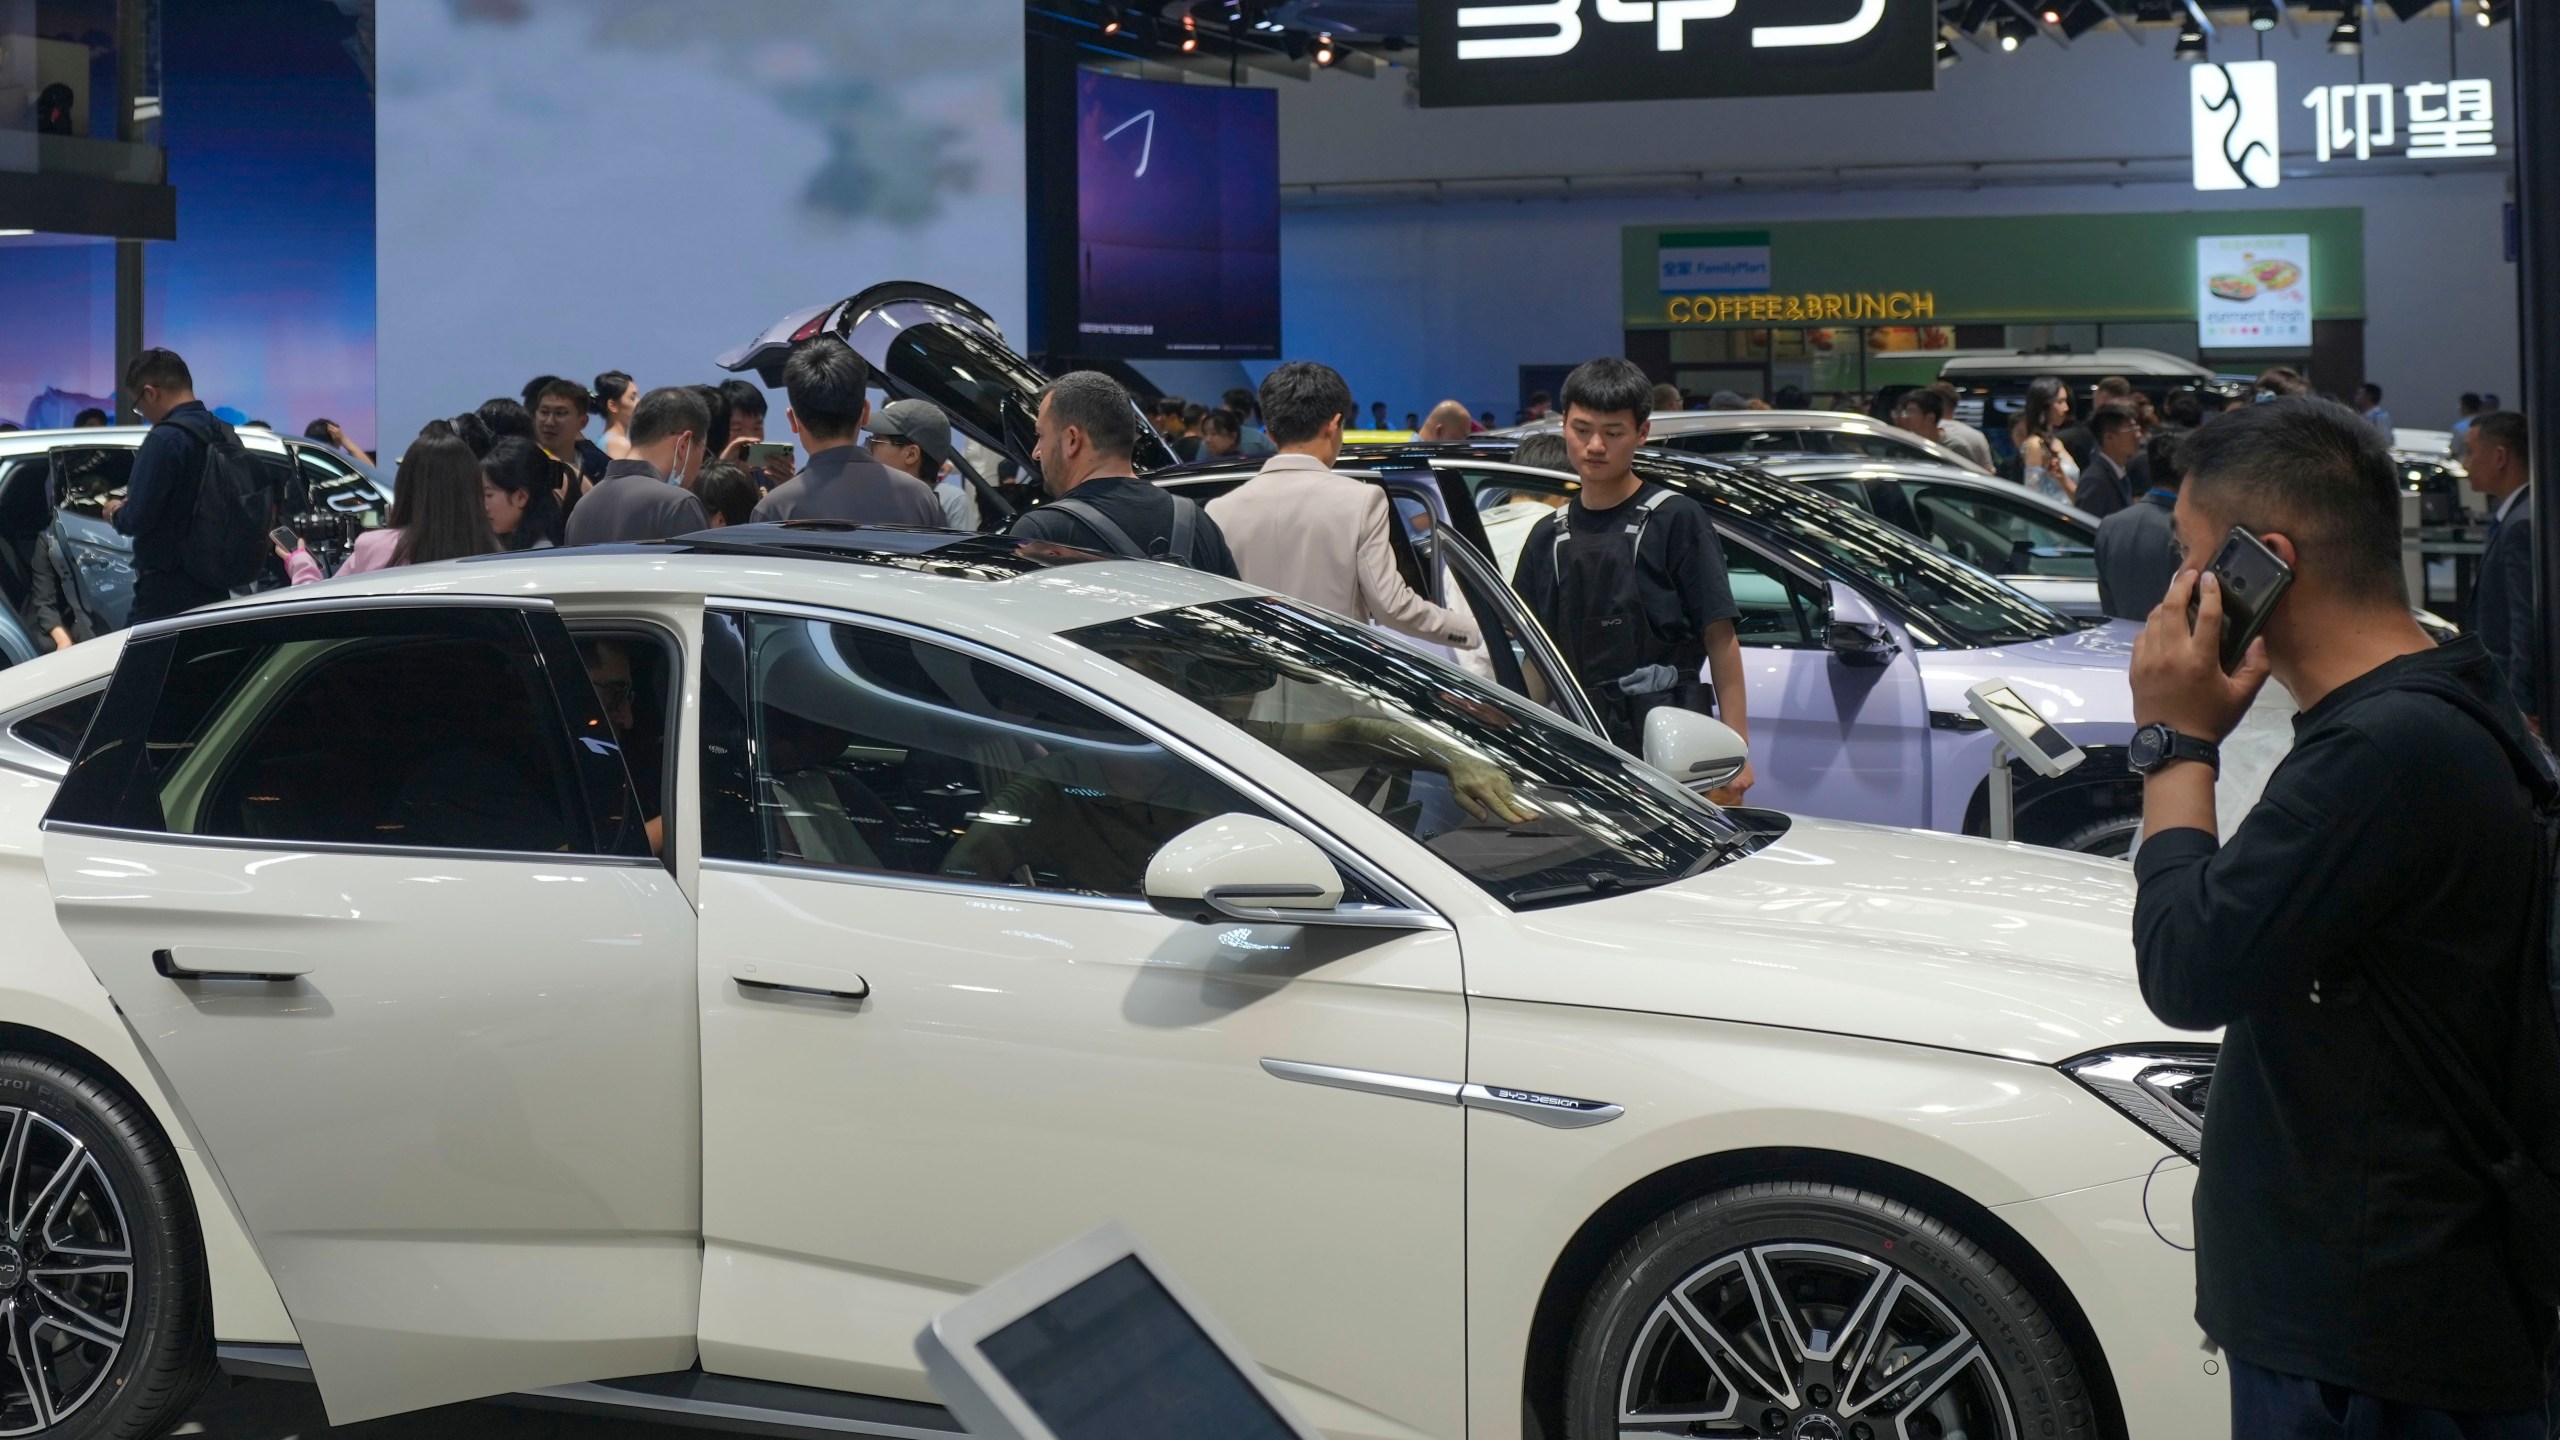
1452, 0, 1887, 58
1419, 0, 1932, 106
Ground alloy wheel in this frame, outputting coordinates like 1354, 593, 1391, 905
1616, 1242, 2015, 1440
0, 1107, 133, 1436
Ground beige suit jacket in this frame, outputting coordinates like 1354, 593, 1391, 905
1205, 454, 1479, 647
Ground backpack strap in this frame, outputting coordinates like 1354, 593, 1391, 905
1045, 498, 1146, 561
2395, 675, 2560, 806
1166, 496, 1200, 567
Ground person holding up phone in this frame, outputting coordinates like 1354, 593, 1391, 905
2126, 398, 2558, 1437
749, 338, 943, 528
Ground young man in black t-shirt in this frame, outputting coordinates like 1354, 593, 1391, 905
1511, 357, 1750, 797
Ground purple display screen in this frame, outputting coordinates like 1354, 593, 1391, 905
1075, 70, 1279, 360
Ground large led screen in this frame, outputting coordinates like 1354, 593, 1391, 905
1074, 71, 1278, 360
378, 0, 1025, 455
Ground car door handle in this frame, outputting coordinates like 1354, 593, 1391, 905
729, 959, 869, 1003
152, 948, 311, 984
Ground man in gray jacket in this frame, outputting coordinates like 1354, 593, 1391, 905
751, 337, 943, 528
563, 387, 712, 546
2096, 428, 2187, 621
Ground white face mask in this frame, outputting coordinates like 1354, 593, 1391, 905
664, 435, 692, 483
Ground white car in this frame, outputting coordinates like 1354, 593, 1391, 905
0, 527, 2220, 1440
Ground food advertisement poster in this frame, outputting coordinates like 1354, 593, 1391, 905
2197, 234, 2313, 349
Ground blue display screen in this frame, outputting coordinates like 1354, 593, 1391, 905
1074, 70, 1280, 360
980, 1255, 1299, 1440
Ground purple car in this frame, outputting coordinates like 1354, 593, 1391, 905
722, 284, 2142, 856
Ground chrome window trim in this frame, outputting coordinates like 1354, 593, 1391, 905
37, 819, 668, 870
0, 679, 108, 781
1425, 457, 1577, 484
126, 591, 559, 642
700, 856, 1159, 917
707, 597, 1448, 923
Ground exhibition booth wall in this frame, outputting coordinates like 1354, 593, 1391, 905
1272, 14, 2515, 423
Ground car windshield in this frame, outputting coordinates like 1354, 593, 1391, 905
1068, 597, 1746, 910
1630, 453, 2074, 649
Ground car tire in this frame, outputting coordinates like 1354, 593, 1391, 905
2056, 814, 2140, 859
0, 1054, 212, 1439
1564, 1181, 2099, 1440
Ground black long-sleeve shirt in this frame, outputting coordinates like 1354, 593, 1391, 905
2133, 637, 2552, 1411
113, 401, 212, 578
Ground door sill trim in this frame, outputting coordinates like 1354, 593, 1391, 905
212, 1349, 965, 1440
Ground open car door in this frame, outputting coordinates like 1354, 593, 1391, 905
718, 282, 1177, 527
39, 598, 702, 1423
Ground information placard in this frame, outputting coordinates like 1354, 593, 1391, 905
2196, 235, 2312, 350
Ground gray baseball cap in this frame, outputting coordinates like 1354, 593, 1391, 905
870, 399, 954, 464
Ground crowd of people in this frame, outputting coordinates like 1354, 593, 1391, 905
12, 331, 2560, 1435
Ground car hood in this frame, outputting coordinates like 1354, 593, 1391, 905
1918, 620, 2137, 731
1467, 813, 2170, 1064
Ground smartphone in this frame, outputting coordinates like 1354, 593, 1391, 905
738, 442, 793, 470
269, 526, 301, 553
2191, 526, 2294, 672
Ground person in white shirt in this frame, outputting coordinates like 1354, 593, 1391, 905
1206, 361, 1479, 649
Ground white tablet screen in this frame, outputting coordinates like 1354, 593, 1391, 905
979, 1255, 1301, 1440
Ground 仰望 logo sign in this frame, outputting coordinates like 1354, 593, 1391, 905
2305, 79, 2496, 162
2192, 61, 2282, 191
2198, 235, 2312, 350
1419, 0, 1934, 108
2190, 63, 2500, 191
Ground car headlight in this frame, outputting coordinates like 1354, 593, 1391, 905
2060, 1047, 2216, 1159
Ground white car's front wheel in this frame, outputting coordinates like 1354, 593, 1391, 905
1566, 1181, 2101, 1440
0, 1055, 211, 1439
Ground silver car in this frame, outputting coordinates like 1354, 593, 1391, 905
1746, 454, 2105, 622
1508, 408, 1991, 473
0, 425, 393, 638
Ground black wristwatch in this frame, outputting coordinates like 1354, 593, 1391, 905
2127, 723, 2220, 776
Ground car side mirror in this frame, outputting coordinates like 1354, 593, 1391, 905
1144, 814, 1343, 926
1642, 708, 1749, 791
1144, 814, 1439, 930
1824, 584, 1901, 668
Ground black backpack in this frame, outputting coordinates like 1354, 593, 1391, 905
160, 410, 276, 592
2367, 678, 2560, 1307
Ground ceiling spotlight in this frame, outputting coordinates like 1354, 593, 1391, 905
1936, 32, 1961, 67
2247, 1, 2278, 31
1181, 31, 1199, 50
1100, 3, 1123, 35
1994, 14, 2032, 49
2038, 5, 2061, 23
2174, 24, 2207, 60
2327, 12, 2360, 51
1314, 31, 1336, 63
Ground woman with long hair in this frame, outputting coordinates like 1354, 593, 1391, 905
480, 437, 564, 551
341, 431, 500, 574
594, 371, 638, 459
2013, 375, 2080, 503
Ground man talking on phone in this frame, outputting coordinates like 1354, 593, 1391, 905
2127, 398, 2558, 1436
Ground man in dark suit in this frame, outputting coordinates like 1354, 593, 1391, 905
2464, 410, 2536, 719
2073, 404, 2142, 519
2097, 428, 2187, 621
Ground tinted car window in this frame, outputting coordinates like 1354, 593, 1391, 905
1907, 484, 2099, 580
1721, 540, 1826, 648
11, 690, 100, 760
1625, 454, 2074, 650
1071, 598, 1749, 910
1823, 429, 1930, 462
50, 607, 643, 856
714, 613, 1259, 899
